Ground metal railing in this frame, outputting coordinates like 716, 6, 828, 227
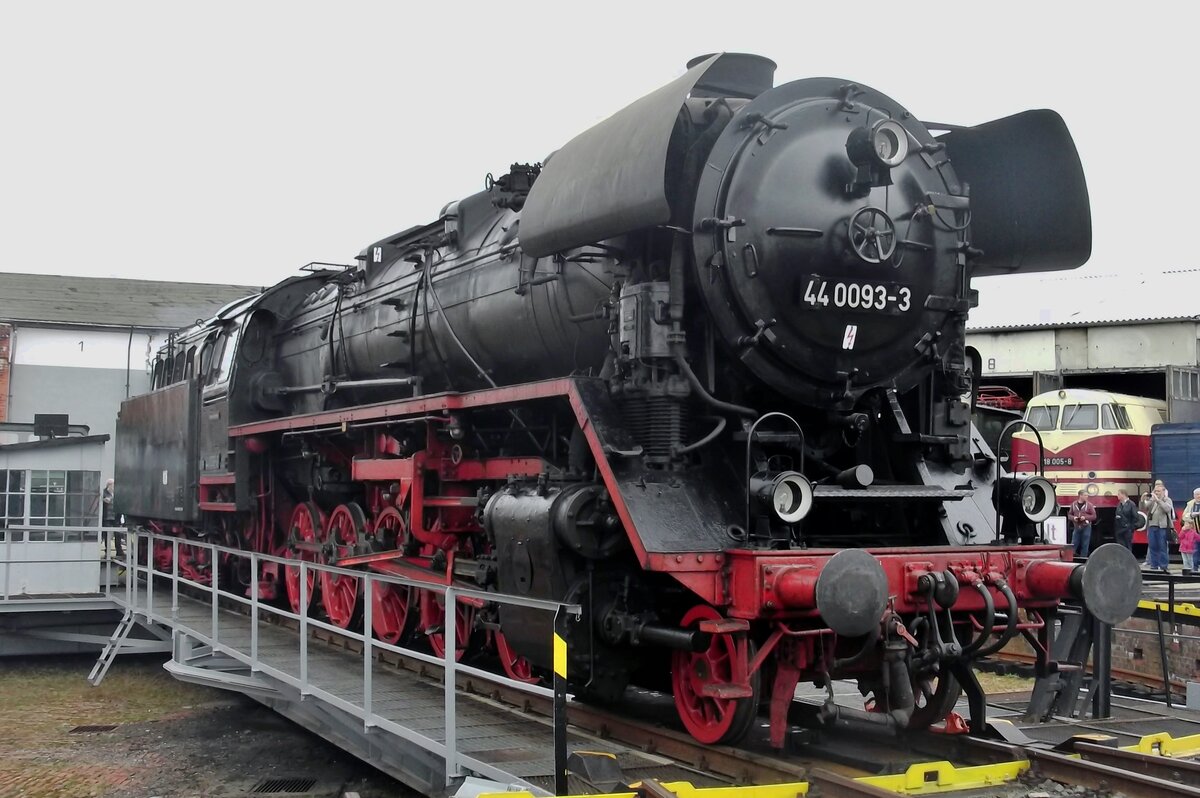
1, 525, 123, 602
113, 528, 580, 792
1133, 569, 1200, 708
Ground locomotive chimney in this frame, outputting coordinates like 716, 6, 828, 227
686, 53, 776, 99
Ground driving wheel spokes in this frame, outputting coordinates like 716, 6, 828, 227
493, 628, 538, 684
283, 502, 323, 615
420, 590, 475, 662
152, 539, 174, 574
369, 507, 414, 645
320, 503, 367, 629
671, 605, 760, 745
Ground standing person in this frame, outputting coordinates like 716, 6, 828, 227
101, 479, 115, 558
1183, 488, 1200, 527
1142, 484, 1174, 572
102, 479, 115, 525
1113, 489, 1138, 553
101, 479, 124, 562
1068, 490, 1096, 559
1179, 518, 1198, 575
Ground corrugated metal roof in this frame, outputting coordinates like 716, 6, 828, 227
0, 272, 262, 330
968, 268, 1200, 332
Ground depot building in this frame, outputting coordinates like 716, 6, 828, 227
968, 268, 1200, 420
0, 273, 258, 526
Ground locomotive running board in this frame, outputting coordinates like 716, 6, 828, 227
228, 377, 735, 577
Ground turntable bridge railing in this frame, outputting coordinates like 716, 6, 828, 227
106, 528, 581, 795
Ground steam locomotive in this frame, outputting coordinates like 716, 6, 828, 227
116, 53, 1141, 747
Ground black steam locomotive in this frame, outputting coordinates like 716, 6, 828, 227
116, 54, 1139, 746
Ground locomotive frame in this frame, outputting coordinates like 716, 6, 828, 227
115, 53, 1141, 749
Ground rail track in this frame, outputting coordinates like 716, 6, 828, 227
985, 649, 1187, 693
170, 579, 1200, 798
306, 625, 1200, 797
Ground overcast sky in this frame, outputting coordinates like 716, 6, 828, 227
2, 2, 1195, 307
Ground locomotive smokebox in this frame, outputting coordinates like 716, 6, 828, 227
686, 53, 776, 98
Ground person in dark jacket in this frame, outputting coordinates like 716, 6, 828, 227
1113, 489, 1138, 552
1069, 490, 1097, 559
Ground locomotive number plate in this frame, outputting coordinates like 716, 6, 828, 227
801, 276, 912, 313
1044, 456, 1074, 467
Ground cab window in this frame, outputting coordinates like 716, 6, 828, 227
170, 348, 187, 383
1061, 403, 1098, 430
1113, 404, 1133, 429
204, 336, 226, 387
151, 357, 165, 389
183, 346, 197, 380
1026, 405, 1059, 431
204, 322, 242, 388
216, 323, 241, 383
1101, 404, 1118, 430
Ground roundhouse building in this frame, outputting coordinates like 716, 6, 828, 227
0, 273, 259, 506
968, 268, 1200, 420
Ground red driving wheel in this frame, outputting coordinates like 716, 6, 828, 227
420, 590, 475, 661
320, 503, 367, 629
152, 539, 174, 574
671, 605, 760, 745
369, 507, 414, 645
284, 502, 323, 615
493, 629, 538, 684
179, 542, 212, 586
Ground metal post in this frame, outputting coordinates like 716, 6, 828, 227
250, 551, 259, 667
127, 532, 136, 609
444, 587, 459, 786
1091, 616, 1111, 718
4, 526, 11, 601
146, 535, 154, 618
300, 560, 308, 694
1169, 575, 1177, 639
104, 528, 111, 599
553, 607, 568, 797
363, 572, 373, 729
211, 544, 219, 644
1155, 606, 1173, 707
171, 538, 179, 618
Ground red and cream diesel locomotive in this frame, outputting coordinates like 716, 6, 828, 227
1013, 389, 1165, 546
115, 54, 1140, 747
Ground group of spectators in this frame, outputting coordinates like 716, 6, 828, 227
1068, 481, 1198, 574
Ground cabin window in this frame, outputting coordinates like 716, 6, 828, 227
1113, 404, 1133, 429
151, 357, 165, 390
183, 346, 196, 380
204, 336, 225, 386
217, 324, 240, 382
170, 348, 186, 383
205, 322, 242, 387
1, 469, 101, 528
1061, 403, 1098, 430
1026, 405, 1059, 431
1101, 404, 1118, 430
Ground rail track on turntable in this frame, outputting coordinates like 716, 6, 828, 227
211, 591, 1200, 798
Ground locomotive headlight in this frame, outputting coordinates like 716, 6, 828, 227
1000, 475, 1057, 524
754, 471, 814, 524
871, 120, 908, 166
846, 119, 910, 169
1086, 483, 1100, 496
